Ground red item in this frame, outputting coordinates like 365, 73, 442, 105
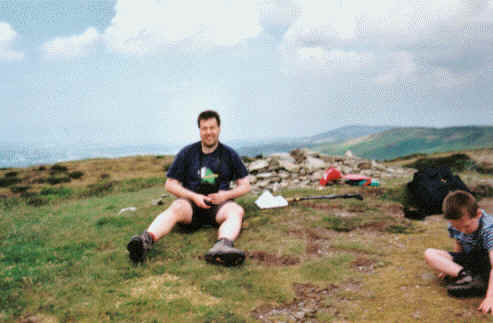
320, 167, 342, 186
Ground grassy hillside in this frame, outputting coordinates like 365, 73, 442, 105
313, 126, 493, 160
1, 151, 493, 322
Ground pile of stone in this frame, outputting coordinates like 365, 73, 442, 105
244, 149, 415, 193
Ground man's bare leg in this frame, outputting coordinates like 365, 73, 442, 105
205, 202, 245, 266
127, 199, 192, 263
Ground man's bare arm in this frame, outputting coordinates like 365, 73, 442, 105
165, 178, 211, 208
208, 177, 251, 205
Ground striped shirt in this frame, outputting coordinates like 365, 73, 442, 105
448, 210, 493, 253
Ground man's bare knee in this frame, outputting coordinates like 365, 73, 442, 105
216, 202, 244, 224
167, 199, 193, 223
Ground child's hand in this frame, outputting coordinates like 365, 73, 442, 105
478, 297, 493, 314
437, 272, 447, 280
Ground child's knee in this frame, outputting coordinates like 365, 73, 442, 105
424, 248, 437, 261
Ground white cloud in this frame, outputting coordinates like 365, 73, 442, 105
0, 22, 24, 61
280, 0, 493, 87
103, 0, 263, 55
42, 27, 101, 59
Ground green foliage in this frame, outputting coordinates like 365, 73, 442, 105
300, 255, 354, 282
324, 216, 363, 232
50, 164, 68, 173
69, 171, 84, 179
96, 216, 132, 227
47, 175, 71, 185
404, 153, 478, 172
5, 171, 18, 177
10, 185, 30, 194
40, 186, 73, 198
118, 177, 163, 193
81, 181, 114, 197
199, 305, 246, 323
0, 176, 21, 187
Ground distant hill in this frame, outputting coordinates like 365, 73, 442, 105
307, 125, 395, 144
235, 125, 394, 157
313, 126, 493, 160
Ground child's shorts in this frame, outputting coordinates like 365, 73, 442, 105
449, 249, 491, 280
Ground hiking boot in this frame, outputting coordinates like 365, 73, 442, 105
205, 238, 245, 267
447, 270, 486, 297
127, 230, 154, 264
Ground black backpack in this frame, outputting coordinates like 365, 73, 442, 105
406, 166, 471, 217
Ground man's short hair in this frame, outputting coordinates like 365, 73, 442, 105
443, 190, 478, 220
197, 110, 221, 128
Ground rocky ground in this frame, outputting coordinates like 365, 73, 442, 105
244, 148, 415, 193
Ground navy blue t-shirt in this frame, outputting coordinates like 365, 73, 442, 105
166, 142, 248, 192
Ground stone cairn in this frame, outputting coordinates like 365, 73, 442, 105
243, 148, 416, 193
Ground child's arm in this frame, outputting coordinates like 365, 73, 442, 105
454, 241, 463, 252
478, 250, 493, 314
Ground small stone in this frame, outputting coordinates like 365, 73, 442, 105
119, 207, 137, 215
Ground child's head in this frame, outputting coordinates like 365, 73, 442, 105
443, 190, 480, 234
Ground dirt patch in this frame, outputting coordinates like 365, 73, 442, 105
361, 187, 386, 198
305, 227, 332, 240
351, 256, 377, 273
306, 240, 323, 256
251, 282, 336, 322
301, 201, 344, 210
247, 251, 300, 266
359, 221, 387, 231
18, 314, 58, 323
383, 203, 405, 218
305, 228, 333, 256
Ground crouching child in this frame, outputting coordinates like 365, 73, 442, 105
424, 190, 493, 314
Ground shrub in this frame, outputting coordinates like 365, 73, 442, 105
50, 164, 68, 173
37, 166, 46, 171
47, 176, 71, 185
5, 171, 18, 177
100, 173, 111, 180
26, 196, 48, 207
40, 187, 73, 198
404, 153, 478, 172
32, 177, 47, 184
0, 177, 21, 187
82, 181, 114, 197
10, 186, 31, 194
68, 171, 84, 179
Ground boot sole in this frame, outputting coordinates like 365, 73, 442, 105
127, 237, 145, 264
447, 283, 486, 298
205, 251, 245, 267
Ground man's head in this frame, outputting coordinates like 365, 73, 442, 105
197, 110, 221, 149
443, 190, 481, 234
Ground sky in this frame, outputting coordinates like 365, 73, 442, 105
1, 0, 493, 148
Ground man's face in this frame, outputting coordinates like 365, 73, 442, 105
199, 117, 220, 149
449, 209, 481, 234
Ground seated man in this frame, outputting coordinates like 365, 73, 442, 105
127, 110, 251, 266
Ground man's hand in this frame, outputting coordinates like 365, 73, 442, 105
208, 190, 229, 205
192, 193, 212, 209
479, 297, 493, 314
